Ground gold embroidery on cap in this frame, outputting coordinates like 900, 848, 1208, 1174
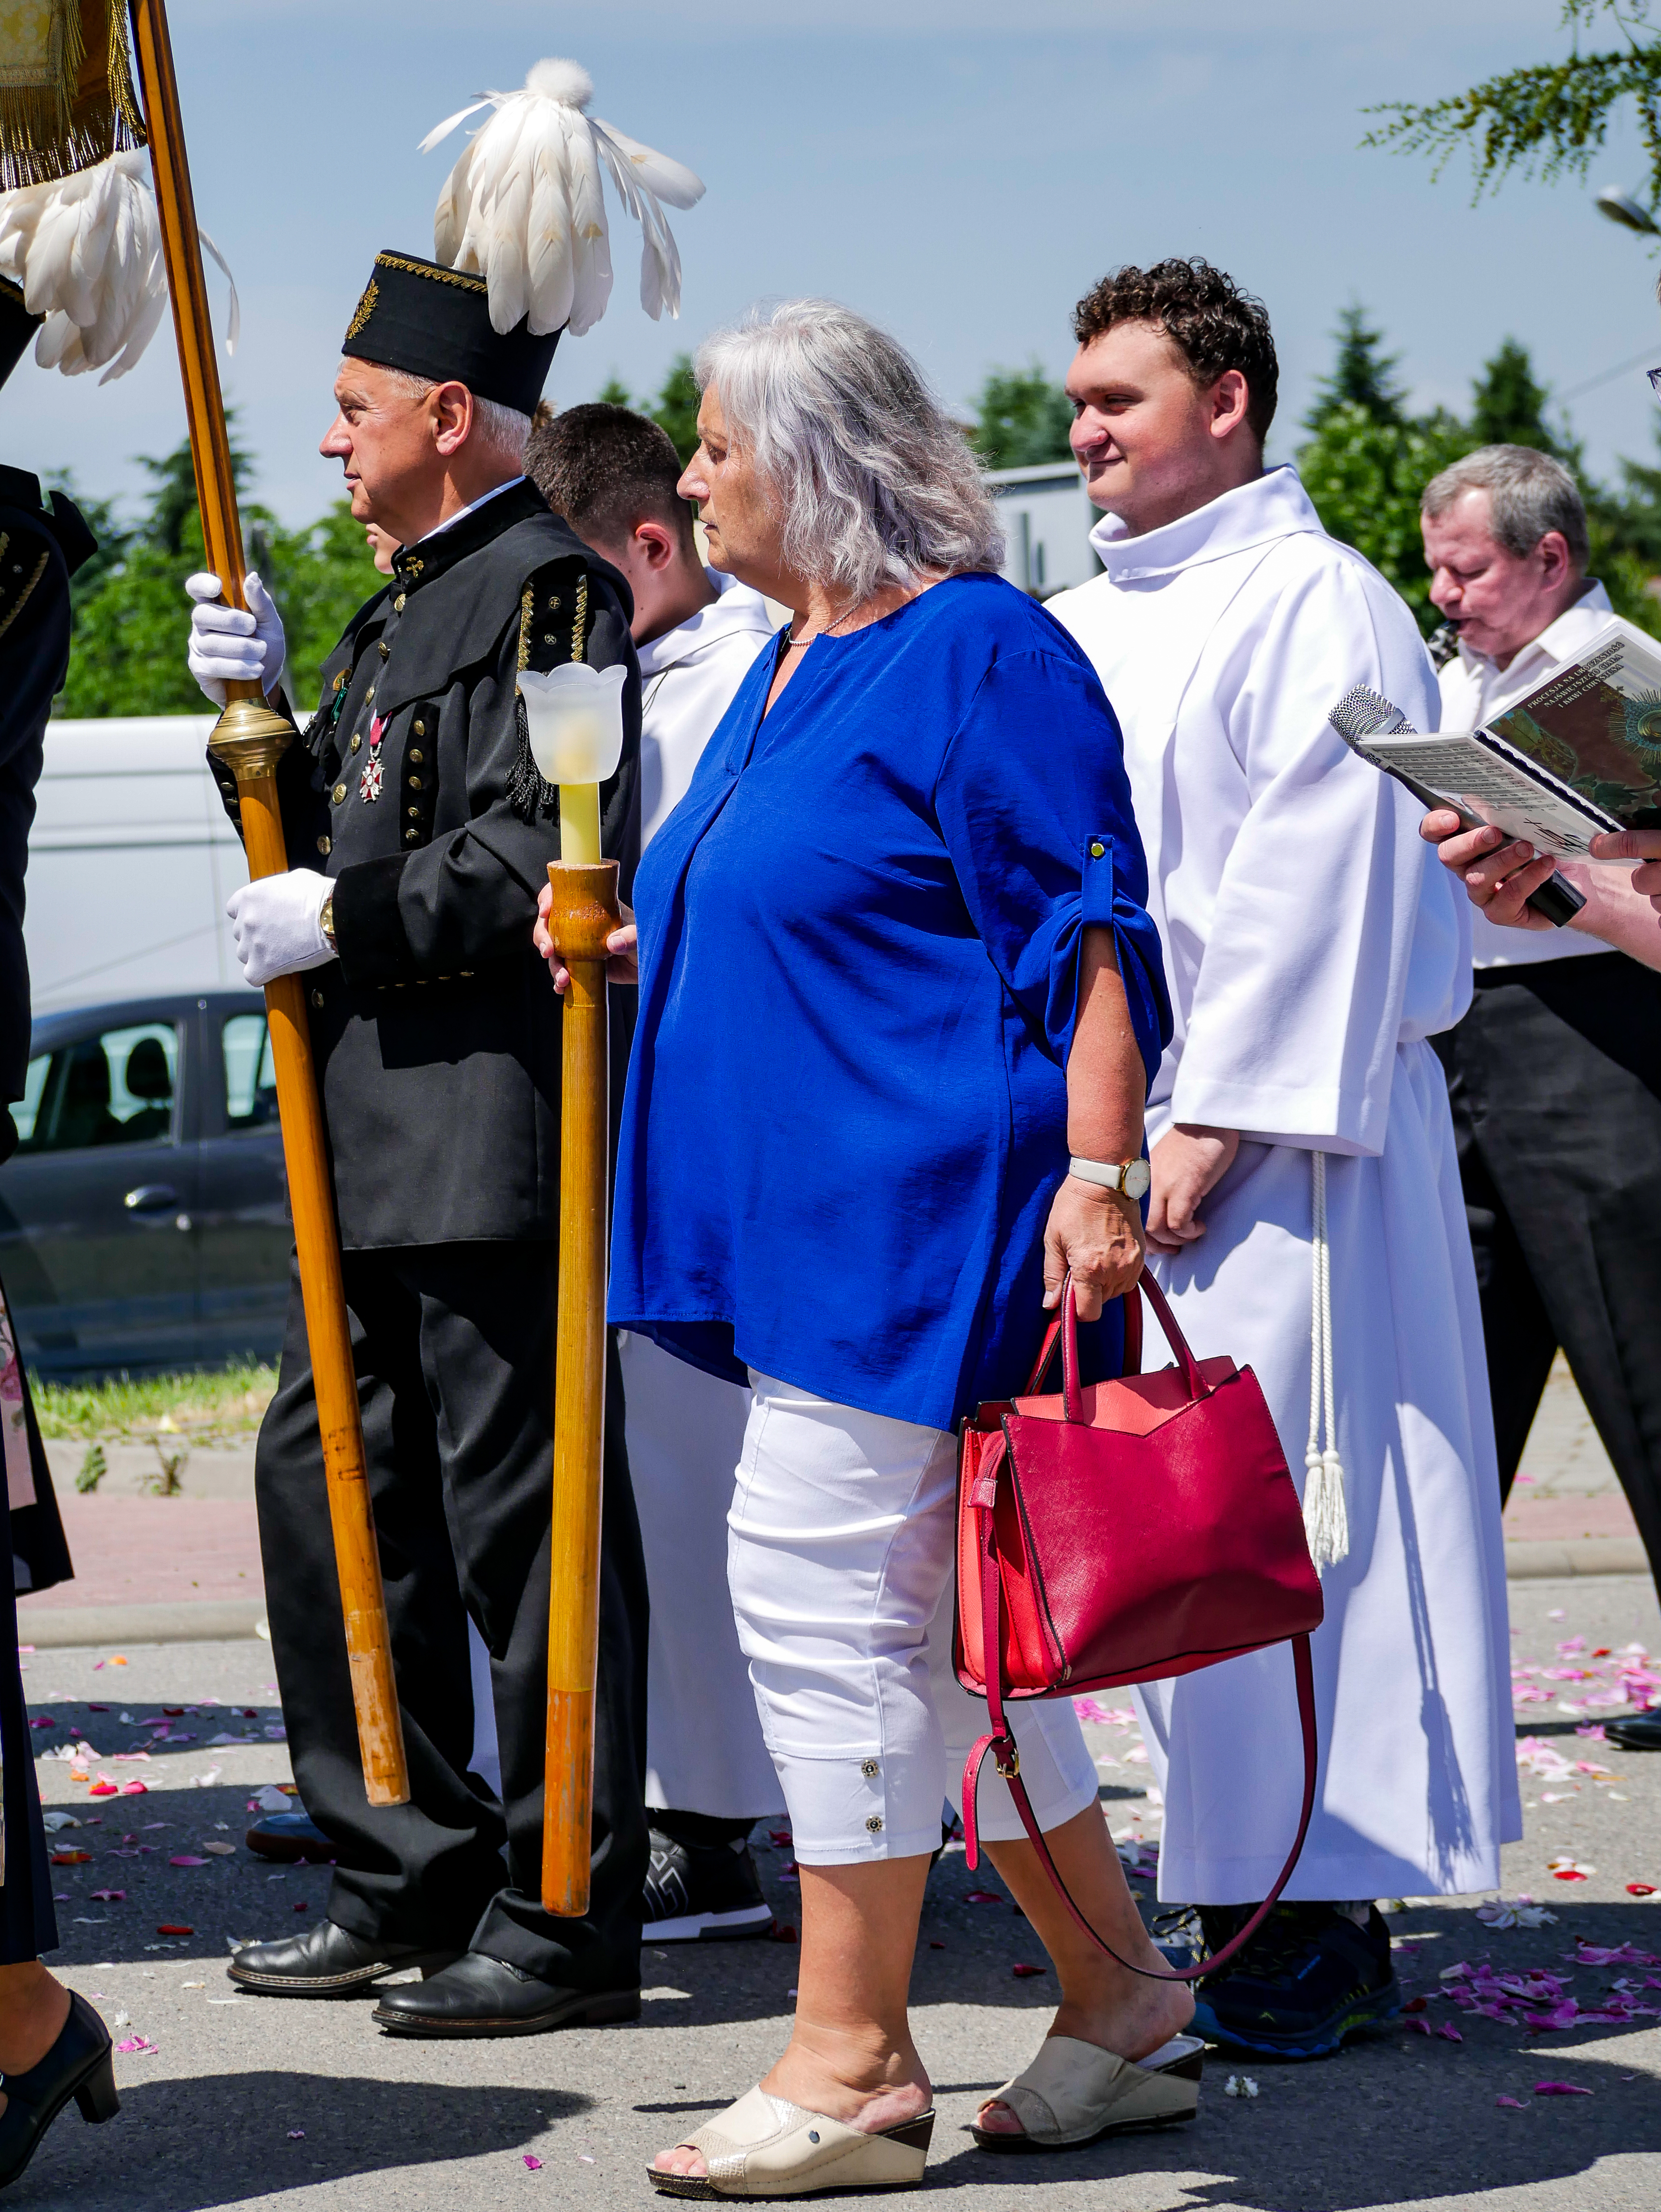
375, 252, 488, 296
345, 278, 379, 341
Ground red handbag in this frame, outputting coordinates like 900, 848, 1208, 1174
954, 1270, 1324, 1980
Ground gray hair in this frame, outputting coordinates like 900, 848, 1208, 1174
1421, 444, 1589, 570
694, 300, 1003, 597
364, 363, 532, 469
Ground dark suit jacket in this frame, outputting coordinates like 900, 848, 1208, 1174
211, 479, 641, 1250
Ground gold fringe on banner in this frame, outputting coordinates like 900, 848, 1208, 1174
0, 0, 144, 189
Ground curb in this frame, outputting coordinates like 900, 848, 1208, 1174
11, 1551, 1653, 1652
15, 1599, 267, 1648
1504, 1539, 1650, 1581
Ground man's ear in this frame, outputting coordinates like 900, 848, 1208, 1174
431, 381, 474, 458
1210, 369, 1252, 442
1537, 529, 1574, 585
633, 519, 680, 570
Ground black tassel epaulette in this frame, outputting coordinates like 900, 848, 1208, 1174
505, 687, 560, 825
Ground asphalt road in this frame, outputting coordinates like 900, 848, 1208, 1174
16, 1575, 1661, 2212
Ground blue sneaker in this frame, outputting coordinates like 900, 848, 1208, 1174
245, 1808, 334, 1863
1190, 1903, 1400, 2058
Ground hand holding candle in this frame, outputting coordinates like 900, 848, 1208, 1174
518, 663, 628, 866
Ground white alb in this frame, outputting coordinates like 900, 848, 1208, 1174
1050, 466, 1520, 1904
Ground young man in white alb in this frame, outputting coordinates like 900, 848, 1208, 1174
1048, 258, 1517, 2059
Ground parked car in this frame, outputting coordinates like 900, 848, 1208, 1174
0, 991, 290, 1378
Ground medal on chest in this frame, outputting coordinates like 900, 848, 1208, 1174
358, 714, 386, 803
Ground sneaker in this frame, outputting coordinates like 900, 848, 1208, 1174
643, 1830, 773, 1942
1190, 1902, 1400, 2058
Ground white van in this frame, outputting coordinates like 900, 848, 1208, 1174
27, 715, 257, 1014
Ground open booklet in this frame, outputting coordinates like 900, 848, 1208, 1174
1353, 614, 1661, 858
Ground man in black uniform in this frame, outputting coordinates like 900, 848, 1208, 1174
186, 251, 650, 2035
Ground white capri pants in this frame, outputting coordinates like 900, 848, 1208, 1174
728, 1373, 1099, 1866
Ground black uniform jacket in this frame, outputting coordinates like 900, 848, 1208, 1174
0, 466, 89, 1599
210, 480, 641, 1251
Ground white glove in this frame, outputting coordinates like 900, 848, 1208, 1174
226, 870, 333, 987
186, 569, 287, 706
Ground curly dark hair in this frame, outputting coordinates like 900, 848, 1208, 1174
1072, 258, 1278, 443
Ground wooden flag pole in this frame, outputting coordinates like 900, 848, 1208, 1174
540, 859, 621, 1915
127, 0, 409, 1805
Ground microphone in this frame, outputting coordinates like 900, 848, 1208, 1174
1328, 685, 1584, 930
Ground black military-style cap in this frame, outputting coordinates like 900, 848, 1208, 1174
0, 276, 42, 394
340, 250, 562, 415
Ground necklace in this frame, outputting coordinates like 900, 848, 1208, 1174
782, 601, 877, 652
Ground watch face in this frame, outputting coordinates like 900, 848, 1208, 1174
1123, 1159, 1152, 1201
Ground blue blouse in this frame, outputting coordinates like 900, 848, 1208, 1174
609, 571, 1170, 1432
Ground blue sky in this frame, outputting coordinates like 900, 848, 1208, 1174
11, 0, 1661, 526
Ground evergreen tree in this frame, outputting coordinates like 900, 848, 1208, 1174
594, 374, 633, 408
1467, 339, 1574, 460
970, 364, 1074, 469
648, 355, 702, 464
1304, 306, 1408, 433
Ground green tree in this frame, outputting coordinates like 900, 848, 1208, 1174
55, 435, 381, 718
1467, 338, 1576, 458
594, 374, 633, 408
1298, 401, 1477, 631
1365, 3, 1661, 220
1304, 306, 1409, 432
648, 355, 702, 464
970, 364, 1075, 469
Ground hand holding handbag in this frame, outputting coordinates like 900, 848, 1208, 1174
954, 1270, 1324, 1981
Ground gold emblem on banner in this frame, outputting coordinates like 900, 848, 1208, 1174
345, 277, 379, 342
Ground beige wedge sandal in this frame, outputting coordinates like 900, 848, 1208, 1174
646, 2086, 935, 2199
971, 2032, 1204, 2153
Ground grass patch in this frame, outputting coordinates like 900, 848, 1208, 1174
28, 1360, 278, 1444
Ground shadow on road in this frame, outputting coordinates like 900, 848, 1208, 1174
20, 2071, 587, 2207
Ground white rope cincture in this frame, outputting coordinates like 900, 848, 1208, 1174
1303, 1149, 1349, 1576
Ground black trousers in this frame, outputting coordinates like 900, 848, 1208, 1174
1433, 952, 1661, 1590
256, 1243, 648, 1991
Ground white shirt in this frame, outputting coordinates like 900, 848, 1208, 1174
636, 569, 777, 846
409, 474, 527, 544
1438, 578, 1615, 968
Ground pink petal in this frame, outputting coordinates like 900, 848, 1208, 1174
1011, 1962, 1046, 1977
1496, 2095, 1525, 2109
523, 2155, 542, 2170
1533, 2081, 1593, 2096
168, 1854, 209, 1867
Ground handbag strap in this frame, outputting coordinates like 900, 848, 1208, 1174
962, 1481, 1318, 1982
1023, 1272, 1208, 1416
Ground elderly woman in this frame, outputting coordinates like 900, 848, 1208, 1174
537, 302, 1185, 2193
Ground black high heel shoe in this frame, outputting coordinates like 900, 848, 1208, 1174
0, 1989, 119, 2188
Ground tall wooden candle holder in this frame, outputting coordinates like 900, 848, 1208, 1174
541, 857, 623, 1916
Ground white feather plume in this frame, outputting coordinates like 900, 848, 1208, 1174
0, 150, 237, 384
420, 58, 704, 338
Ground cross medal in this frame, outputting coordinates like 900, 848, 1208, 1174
358, 714, 386, 803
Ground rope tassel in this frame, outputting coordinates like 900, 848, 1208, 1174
1304, 1149, 1348, 1575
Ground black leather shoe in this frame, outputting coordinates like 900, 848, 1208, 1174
372, 1951, 641, 2037
227, 1920, 462, 1996
1607, 1707, 1661, 1752
0, 1989, 119, 2189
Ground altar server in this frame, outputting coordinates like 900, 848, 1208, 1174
530, 402, 784, 1938
1049, 258, 1518, 2059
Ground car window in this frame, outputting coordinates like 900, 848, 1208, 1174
16, 1022, 179, 1154
222, 1013, 279, 1133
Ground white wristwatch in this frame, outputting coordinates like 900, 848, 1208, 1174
1069, 1155, 1151, 1200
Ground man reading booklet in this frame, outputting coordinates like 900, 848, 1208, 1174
1413, 446, 1661, 1697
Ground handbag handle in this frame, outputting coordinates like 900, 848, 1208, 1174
1023, 1273, 1209, 1416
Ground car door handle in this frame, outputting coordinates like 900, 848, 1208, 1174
124, 1185, 179, 1212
